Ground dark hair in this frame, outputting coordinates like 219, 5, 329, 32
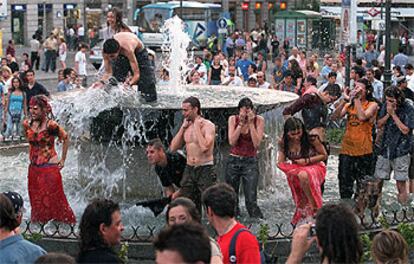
249, 64, 257, 73
9, 77, 23, 93
103, 39, 120, 54
108, 7, 132, 33
306, 76, 317, 86
0, 194, 19, 231
153, 223, 211, 264
289, 59, 302, 76
323, 83, 341, 98
35, 253, 76, 264
202, 183, 236, 218
183, 96, 201, 115
282, 117, 312, 159
405, 63, 413, 70
78, 199, 120, 253
352, 66, 365, 79
147, 138, 165, 151
284, 70, 293, 78
328, 71, 337, 78
238, 97, 254, 110
63, 68, 75, 79
22, 52, 29, 58
398, 46, 404, 53
26, 69, 35, 76
384, 85, 405, 106
166, 197, 201, 224
316, 203, 362, 263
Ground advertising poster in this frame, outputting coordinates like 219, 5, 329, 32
286, 19, 296, 47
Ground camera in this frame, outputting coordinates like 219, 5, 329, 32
309, 224, 317, 237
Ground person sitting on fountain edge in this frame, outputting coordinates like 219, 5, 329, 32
97, 32, 157, 103
170, 96, 217, 213
146, 138, 186, 198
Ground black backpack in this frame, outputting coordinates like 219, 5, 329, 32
228, 228, 277, 264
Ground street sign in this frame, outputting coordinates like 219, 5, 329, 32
372, 20, 385, 30
217, 18, 227, 29
218, 28, 228, 34
368, 7, 380, 17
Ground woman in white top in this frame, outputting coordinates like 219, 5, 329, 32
58, 37, 67, 69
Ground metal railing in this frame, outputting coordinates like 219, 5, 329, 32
21, 207, 414, 242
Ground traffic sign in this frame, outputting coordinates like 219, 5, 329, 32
217, 18, 227, 29
218, 28, 228, 34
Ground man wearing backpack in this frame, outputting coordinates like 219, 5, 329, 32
202, 183, 261, 264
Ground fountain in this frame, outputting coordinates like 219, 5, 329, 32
0, 16, 301, 228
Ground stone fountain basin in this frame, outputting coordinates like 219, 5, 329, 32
53, 85, 298, 200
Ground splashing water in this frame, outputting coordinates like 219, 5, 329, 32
161, 16, 193, 92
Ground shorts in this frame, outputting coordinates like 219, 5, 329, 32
59, 53, 67, 62
375, 154, 410, 181
409, 144, 414, 180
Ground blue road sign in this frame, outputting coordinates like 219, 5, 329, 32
217, 18, 227, 29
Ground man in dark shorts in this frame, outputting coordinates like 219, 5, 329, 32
170, 96, 217, 213
146, 138, 186, 197
100, 32, 157, 102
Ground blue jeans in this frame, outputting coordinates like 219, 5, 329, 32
5, 112, 23, 138
225, 155, 263, 218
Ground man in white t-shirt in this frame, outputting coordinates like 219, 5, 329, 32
192, 56, 208, 84
256, 71, 270, 89
222, 65, 243, 87
78, 24, 85, 43
75, 43, 88, 87
288, 47, 300, 62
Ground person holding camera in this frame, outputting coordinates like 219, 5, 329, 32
222, 65, 243, 87
225, 97, 264, 218
331, 79, 378, 207
287, 203, 362, 263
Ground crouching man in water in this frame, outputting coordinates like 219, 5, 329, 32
98, 32, 157, 102
170, 96, 217, 213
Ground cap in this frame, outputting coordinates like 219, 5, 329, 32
396, 76, 407, 84
2, 191, 24, 214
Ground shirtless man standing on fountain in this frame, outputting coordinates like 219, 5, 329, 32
170, 96, 217, 213
97, 32, 157, 102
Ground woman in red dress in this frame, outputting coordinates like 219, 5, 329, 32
277, 117, 327, 226
23, 95, 75, 224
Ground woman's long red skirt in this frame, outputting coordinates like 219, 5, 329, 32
278, 162, 326, 225
28, 164, 76, 224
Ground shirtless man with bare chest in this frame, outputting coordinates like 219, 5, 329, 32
98, 32, 157, 102
170, 96, 217, 212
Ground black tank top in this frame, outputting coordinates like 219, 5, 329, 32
211, 65, 222, 81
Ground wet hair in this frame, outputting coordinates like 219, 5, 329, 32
35, 253, 76, 264
153, 223, 211, 264
349, 78, 375, 108
238, 97, 254, 111
108, 7, 132, 33
147, 138, 165, 151
284, 70, 293, 78
323, 83, 342, 98
166, 197, 201, 224
103, 39, 120, 54
289, 59, 302, 76
306, 76, 317, 86
202, 183, 237, 218
78, 199, 120, 254
0, 193, 19, 231
282, 117, 312, 159
182, 96, 201, 115
384, 85, 405, 106
371, 230, 408, 264
316, 203, 362, 263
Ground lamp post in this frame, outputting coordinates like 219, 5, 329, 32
180, 0, 183, 18
383, 0, 392, 88
43, 1, 46, 40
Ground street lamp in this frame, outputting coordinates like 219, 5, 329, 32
383, 0, 392, 88
180, 0, 183, 18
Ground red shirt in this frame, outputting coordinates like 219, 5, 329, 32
217, 222, 261, 264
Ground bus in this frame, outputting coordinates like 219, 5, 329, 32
134, 1, 222, 48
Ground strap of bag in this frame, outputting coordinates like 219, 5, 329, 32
229, 228, 250, 264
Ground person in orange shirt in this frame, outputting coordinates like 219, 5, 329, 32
332, 79, 378, 205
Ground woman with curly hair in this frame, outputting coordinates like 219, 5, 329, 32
24, 95, 75, 224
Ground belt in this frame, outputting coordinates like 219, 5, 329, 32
229, 154, 256, 160
187, 160, 214, 168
